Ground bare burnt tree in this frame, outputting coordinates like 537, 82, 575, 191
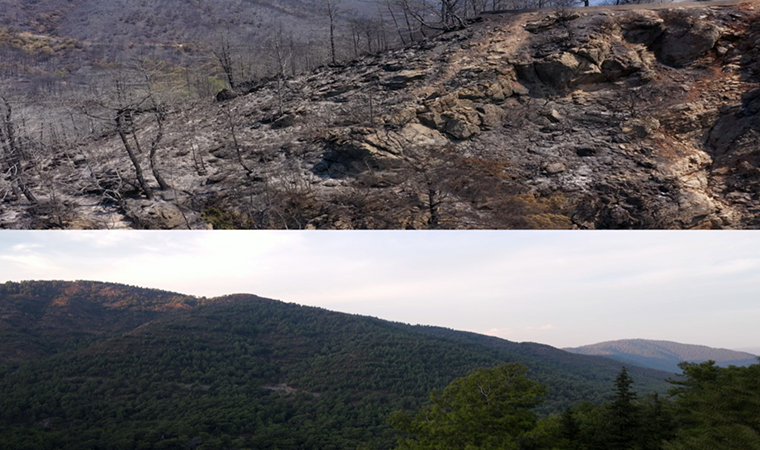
348, 18, 364, 58
138, 60, 172, 192
290, 38, 321, 75
74, 67, 172, 201
399, 0, 466, 33
212, 31, 237, 90
182, 110, 208, 176
221, 103, 253, 176
268, 24, 294, 117
398, 143, 466, 228
552, 0, 579, 14
388, 0, 426, 41
325, 0, 342, 65
114, 102, 153, 200
383, 0, 408, 46
0, 96, 38, 204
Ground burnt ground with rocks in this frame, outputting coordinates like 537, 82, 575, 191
2, 1, 760, 229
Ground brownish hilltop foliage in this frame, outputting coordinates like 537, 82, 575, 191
0, 280, 200, 362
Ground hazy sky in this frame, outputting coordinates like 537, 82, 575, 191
1, 231, 758, 351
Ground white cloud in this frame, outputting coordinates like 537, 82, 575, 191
62, 231, 135, 248
10, 243, 43, 252
0, 253, 57, 271
486, 328, 512, 337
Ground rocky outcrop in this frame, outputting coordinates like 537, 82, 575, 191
515, 8, 728, 92
650, 10, 722, 66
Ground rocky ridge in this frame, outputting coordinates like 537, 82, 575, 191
2, 1, 760, 229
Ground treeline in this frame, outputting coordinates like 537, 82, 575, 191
391, 360, 760, 450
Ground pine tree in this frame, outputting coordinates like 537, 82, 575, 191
606, 367, 641, 450
665, 361, 760, 450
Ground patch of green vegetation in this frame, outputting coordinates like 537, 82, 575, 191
201, 207, 255, 229
207, 76, 227, 93
391, 361, 760, 450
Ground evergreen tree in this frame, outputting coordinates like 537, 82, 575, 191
664, 361, 760, 450
606, 367, 641, 450
639, 393, 674, 450
558, 407, 584, 450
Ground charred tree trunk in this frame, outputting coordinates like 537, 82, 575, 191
0, 97, 37, 204
116, 109, 153, 200
149, 110, 171, 191
222, 105, 253, 176
213, 36, 237, 90
427, 185, 441, 228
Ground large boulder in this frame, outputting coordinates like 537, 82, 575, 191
418, 94, 484, 139
652, 10, 722, 67
364, 123, 449, 154
124, 200, 191, 229
215, 88, 238, 102
534, 52, 584, 89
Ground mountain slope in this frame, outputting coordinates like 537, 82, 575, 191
0, 281, 672, 449
2, 3, 760, 229
0, 0, 327, 41
565, 339, 760, 372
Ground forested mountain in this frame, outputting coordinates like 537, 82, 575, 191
565, 339, 760, 373
0, 280, 671, 449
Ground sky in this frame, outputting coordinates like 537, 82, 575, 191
1, 231, 758, 352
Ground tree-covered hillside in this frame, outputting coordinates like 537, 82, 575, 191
0, 281, 671, 449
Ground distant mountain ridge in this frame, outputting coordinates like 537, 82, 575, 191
565, 339, 759, 373
735, 346, 760, 356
